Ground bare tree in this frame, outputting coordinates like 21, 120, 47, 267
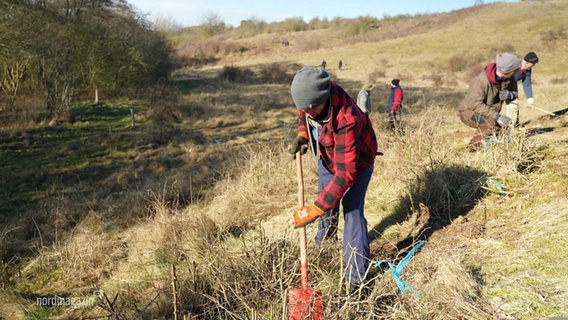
200, 11, 226, 37
0, 0, 174, 117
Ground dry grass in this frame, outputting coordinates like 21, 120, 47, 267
3, 1, 568, 319
67, 99, 562, 320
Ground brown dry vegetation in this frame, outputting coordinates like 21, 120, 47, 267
1, 1, 568, 319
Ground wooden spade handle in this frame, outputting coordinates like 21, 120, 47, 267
296, 153, 309, 290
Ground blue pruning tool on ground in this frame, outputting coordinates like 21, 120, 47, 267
374, 240, 425, 297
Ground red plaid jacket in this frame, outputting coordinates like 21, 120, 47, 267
296, 82, 378, 211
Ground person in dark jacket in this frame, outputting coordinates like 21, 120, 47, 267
458, 52, 521, 151
386, 79, 404, 133
505, 51, 539, 127
288, 66, 378, 293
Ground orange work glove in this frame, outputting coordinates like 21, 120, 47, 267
293, 204, 324, 228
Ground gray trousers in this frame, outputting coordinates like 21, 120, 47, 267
504, 99, 520, 127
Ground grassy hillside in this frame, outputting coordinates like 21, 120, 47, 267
1, 1, 568, 319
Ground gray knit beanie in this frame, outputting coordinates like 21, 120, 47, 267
496, 52, 521, 74
291, 66, 331, 110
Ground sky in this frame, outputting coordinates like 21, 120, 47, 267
127, 0, 518, 28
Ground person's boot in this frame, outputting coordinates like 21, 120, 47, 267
346, 281, 371, 300
467, 135, 483, 152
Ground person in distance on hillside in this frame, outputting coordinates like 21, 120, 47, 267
357, 83, 374, 115
386, 79, 404, 134
458, 52, 520, 151
288, 66, 379, 294
505, 51, 539, 127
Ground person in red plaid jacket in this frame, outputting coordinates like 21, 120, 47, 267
288, 66, 379, 293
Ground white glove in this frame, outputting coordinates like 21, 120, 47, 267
527, 97, 535, 105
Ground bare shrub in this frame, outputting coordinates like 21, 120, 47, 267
296, 39, 322, 52
448, 54, 468, 72
550, 77, 568, 85
177, 55, 218, 69
342, 16, 381, 36
236, 18, 268, 37
501, 43, 516, 54
208, 143, 304, 226
174, 40, 232, 68
307, 17, 331, 30
57, 232, 128, 286
258, 63, 294, 84
145, 104, 181, 123
171, 228, 298, 319
281, 17, 308, 32
480, 133, 545, 175
395, 72, 414, 83
219, 41, 248, 55
368, 69, 385, 82
201, 40, 222, 56
174, 44, 215, 68
540, 26, 566, 48
199, 12, 228, 37
466, 64, 484, 80
429, 73, 444, 86
152, 203, 220, 263
217, 65, 255, 83
399, 164, 487, 225
487, 43, 516, 58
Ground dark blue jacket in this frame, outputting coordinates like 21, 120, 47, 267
514, 68, 533, 98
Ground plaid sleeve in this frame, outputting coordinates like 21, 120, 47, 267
296, 109, 308, 139
310, 83, 377, 211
